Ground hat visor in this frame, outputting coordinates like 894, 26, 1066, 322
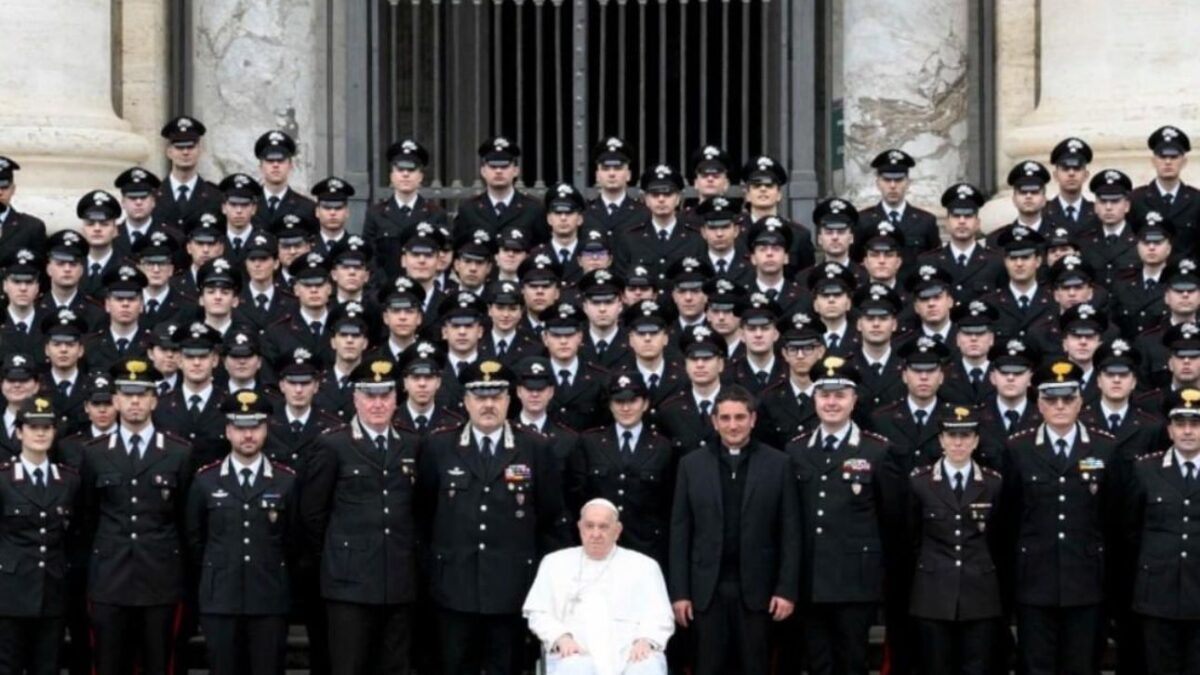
1099, 363, 1133, 374
814, 379, 856, 391
446, 314, 483, 326
226, 415, 269, 428
995, 363, 1031, 374
354, 381, 397, 393
1037, 384, 1081, 398
609, 389, 644, 402
115, 383, 157, 395
1004, 246, 1040, 258
517, 378, 554, 390
1156, 144, 1186, 157
545, 325, 582, 336
684, 347, 723, 359
904, 361, 942, 372
464, 384, 509, 397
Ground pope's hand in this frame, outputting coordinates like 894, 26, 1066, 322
554, 634, 585, 657
768, 595, 795, 621
672, 600, 693, 627
628, 638, 655, 662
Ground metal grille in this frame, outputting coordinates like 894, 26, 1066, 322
376, 0, 783, 204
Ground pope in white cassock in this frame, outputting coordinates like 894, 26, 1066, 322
523, 498, 674, 675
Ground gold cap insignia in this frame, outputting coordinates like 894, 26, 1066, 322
480, 361, 502, 381
954, 407, 970, 421
823, 356, 845, 377
33, 398, 50, 413
370, 360, 393, 383
1051, 362, 1073, 382
1183, 389, 1200, 408
236, 391, 257, 412
126, 360, 148, 380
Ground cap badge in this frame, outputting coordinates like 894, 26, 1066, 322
480, 361, 502, 381
370, 360, 393, 382
126, 360, 148, 380
1051, 362, 1074, 382
530, 362, 545, 375
1183, 389, 1200, 407
822, 356, 845, 377
236, 391, 257, 412
954, 407, 970, 421
33, 398, 50, 413
292, 347, 311, 362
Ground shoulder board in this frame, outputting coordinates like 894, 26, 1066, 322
785, 431, 813, 445
1115, 267, 1141, 281
1010, 427, 1038, 439
861, 430, 889, 442
268, 315, 291, 327
910, 465, 934, 477
54, 462, 79, 474
315, 410, 343, 424
1136, 325, 1163, 337
550, 420, 578, 434
759, 380, 789, 394
428, 426, 461, 437
83, 435, 109, 448
1133, 408, 1162, 420
1085, 425, 1116, 440
161, 430, 190, 443
876, 400, 903, 412
584, 362, 610, 375
981, 466, 1002, 478
196, 460, 222, 474
659, 391, 690, 407
273, 462, 296, 475
1139, 451, 1166, 463
319, 424, 350, 437
0, 462, 10, 472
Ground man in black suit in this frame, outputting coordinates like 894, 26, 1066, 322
301, 357, 423, 675
40, 308, 90, 437
417, 359, 570, 675
0, 157, 47, 255
0, 249, 49, 363
79, 357, 192, 675
986, 160, 1052, 249
786, 356, 902, 675
584, 136, 648, 234
754, 310, 823, 448
870, 337, 953, 473
1000, 360, 1123, 675
540, 302, 610, 433
1076, 168, 1139, 289
83, 265, 152, 374
217, 173, 266, 267
479, 282, 540, 368
185, 391, 298, 675
251, 130, 317, 230
857, 149, 940, 283
579, 270, 632, 371
453, 137, 547, 245
1043, 137, 1097, 235
656, 326, 727, 459
134, 232, 189, 332
361, 139, 448, 249
152, 116, 224, 228
1125, 387, 1200, 675
531, 183, 588, 285
669, 384, 799, 675
1129, 125, 1200, 262
621, 300, 688, 431
310, 176, 359, 258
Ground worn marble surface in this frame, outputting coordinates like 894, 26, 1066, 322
840, 0, 969, 214
0, 0, 149, 231
192, 0, 326, 187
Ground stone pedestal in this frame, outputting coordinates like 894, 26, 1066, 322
984, 0, 1200, 230
841, 0, 970, 212
0, 0, 150, 230
192, 0, 328, 187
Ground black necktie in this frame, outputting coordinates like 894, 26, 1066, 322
116, 338, 129, 354
621, 430, 633, 454
957, 253, 968, 267
310, 321, 322, 336
889, 211, 901, 225
481, 436, 494, 457
57, 380, 71, 398
559, 248, 571, 265
231, 238, 243, 255
607, 203, 618, 216
1055, 438, 1068, 457
398, 205, 412, 218
797, 392, 810, 408
146, 298, 159, 314
699, 400, 712, 422
338, 376, 349, 391
932, 333, 946, 344
14, 322, 27, 334
914, 409, 928, 429
1187, 461, 1196, 485
716, 259, 728, 275
268, 196, 281, 213
1145, 278, 1158, 292
648, 374, 660, 391
970, 368, 984, 392
128, 434, 142, 458
375, 434, 388, 453
1004, 409, 1020, 433
131, 230, 144, 245
595, 339, 608, 356
657, 229, 669, 243
32, 467, 45, 492
456, 361, 468, 376
177, 185, 190, 203
189, 394, 203, 418
826, 334, 840, 350
755, 371, 769, 386
240, 467, 253, 494
1165, 193, 1175, 208
765, 288, 779, 301
290, 420, 303, 435
823, 434, 838, 452
558, 369, 572, 389
1065, 205, 1076, 221
256, 294, 269, 311
1105, 234, 1118, 245
1108, 413, 1121, 432
1018, 295, 1030, 311
871, 363, 884, 377
495, 202, 508, 218
158, 381, 171, 396
497, 339, 508, 356
953, 472, 964, 500
89, 262, 102, 278
415, 415, 428, 432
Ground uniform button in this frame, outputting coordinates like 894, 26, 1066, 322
39, 546, 46, 553
131, 497, 138, 504
820, 476, 827, 482
131, 479, 138, 486
619, 474, 626, 481
1058, 514, 1065, 521
244, 555, 251, 562
1058, 495, 1066, 503
954, 545, 961, 551
954, 515, 961, 521
1186, 517, 1191, 523
819, 492, 826, 498
382, 470, 388, 477
618, 490, 625, 496
384, 508, 390, 514
382, 490, 388, 496
954, 530, 961, 537
955, 560, 962, 567
38, 561, 45, 568
479, 543, 486, 550
38, 528, 45, 534
480, 524, 487, 531
40, 512, 46, 518
384, 528, 390, 535
1058, 532, 1065, 539
244, 504, 250, 511
617, 505, 624, 512
815, 527, 823, 534
131, 533, 138, 540
481, 505, 488, 512
131, 516, 138, 522
483, 487, 490, 493
244, 521, 250, 527
1186, 500, 1192, 506
1059, 477, 1065, 484
817, 510, 824, 517
243, 538, 250, 544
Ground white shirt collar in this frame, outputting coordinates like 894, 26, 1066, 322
692, 387, 720, 412
616, 422, 643, 449
1174, 448, 1200, 477
169, 174, 199, 194
949, 241, 977, 259
119, 424, 156, 456
818, 423, 850, 446
19, 455, 50, 480
394, 194, 419, 210
1010, 281, 1038, 300
1046, 425, 1078, 451
227, 454, 265, 486
886, 201, 907, 220
908, 396, 937, 418
286, 407, 311, 426
637, 361, 665, 381
471, 426, 503, 449
1156, 179, 1180, 199
181, 384, 214, 411
1100, 401, 1128, 422
52, 370, 78, 387
1000, 398, 1027, 419
550, 358, 580, 382
519, 412, 548, 432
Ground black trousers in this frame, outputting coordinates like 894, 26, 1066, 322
90, 602, 181, 675
1142, 614, 1200, 675
691, 580, 770, 675
1015, 603, 1103, 675
436, 608, 523, 675
0, 616, 64, 675
801, 602, 876, 675
199, 614, 288, 675
294, 563, 330, 675
64, 570, 91, 675
327, 601, 412, 675
914, 617, 999, 675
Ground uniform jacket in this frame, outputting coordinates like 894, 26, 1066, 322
186, 455, 298, 615
1127, 450, 1200, 620
152, 177, 223, 228
0, 461, 80, 617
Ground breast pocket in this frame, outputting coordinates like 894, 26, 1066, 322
152, 473, 178, 508
95, 472, 122, 490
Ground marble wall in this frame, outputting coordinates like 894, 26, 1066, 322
840, 0, 969, 212
191, 0, 329, 188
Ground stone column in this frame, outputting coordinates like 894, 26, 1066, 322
0, 0, 150, 230
840, 0, 970, 212
121, 0, 171, 176
984, 0, 1200, 229
192, 0, 329, 188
